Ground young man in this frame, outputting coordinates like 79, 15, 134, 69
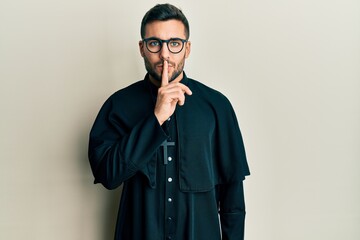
88, 4, 250, 240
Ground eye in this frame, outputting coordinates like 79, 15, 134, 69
148, 40, 160, 47
169, 41, 181, 47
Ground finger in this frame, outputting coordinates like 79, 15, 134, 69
177, 95, 185, 106
173, 83, 192, 96
160, 85, 191, 97
164, 89, 187, 106
161, 60, 169, 87
164, 83, 192, 95
182, 85, 192, 96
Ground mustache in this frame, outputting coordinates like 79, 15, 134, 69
155, 60, 175, 67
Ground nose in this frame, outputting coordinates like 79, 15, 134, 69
160, 42, 170, 61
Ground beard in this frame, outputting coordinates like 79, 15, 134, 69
144, 55, 186, 83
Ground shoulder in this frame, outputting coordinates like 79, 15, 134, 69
110, 80, 147, 100
97, 79, 150, 114
102, 80, 150, 108
187, 78, 232, 107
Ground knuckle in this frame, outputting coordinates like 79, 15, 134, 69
158, 88, 165, 94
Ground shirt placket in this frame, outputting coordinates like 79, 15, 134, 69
164, 116, 177, 240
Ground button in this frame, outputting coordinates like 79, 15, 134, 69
167, 117, 171, 121
167, 217, 172, 221
167, 198, 172, 202
166, 236, 172, 240
168, 157, 172, 162
168, 177, 173, 182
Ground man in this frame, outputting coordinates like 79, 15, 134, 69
88, 4, 250, 240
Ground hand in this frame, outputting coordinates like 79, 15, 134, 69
154, 60, 192, 125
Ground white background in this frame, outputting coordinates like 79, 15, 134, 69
1, 0, 359, 239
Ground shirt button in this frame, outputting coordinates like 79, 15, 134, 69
167, 117, 171, 121
168, 157, 172, 162
168, 198, 172, 202
168, 177, 173, 182
166, 236, 172, 240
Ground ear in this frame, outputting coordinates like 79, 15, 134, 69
139, 40, 145, 57
185, 41, 191, 59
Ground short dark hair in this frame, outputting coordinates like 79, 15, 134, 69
141, 4, 190, 40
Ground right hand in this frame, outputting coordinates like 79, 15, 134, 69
154, 60, 192, 125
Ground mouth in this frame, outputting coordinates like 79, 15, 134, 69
157, 64, 173, 71
157, 63, 173, 67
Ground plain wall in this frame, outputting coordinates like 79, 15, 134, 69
1, 0, 359, 239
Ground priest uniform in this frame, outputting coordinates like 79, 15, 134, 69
88, 72, 250, 240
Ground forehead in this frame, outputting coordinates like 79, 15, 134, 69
144, 20, 186, 39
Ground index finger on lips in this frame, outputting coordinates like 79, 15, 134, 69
161, 60, 169, 87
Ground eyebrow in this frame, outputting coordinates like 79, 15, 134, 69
144, 37, 184, 40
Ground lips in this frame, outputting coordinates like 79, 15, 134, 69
157, 64, 173, 68
157, 64, 173, 72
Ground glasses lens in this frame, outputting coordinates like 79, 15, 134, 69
146, 39, 161, 53
145, 38, 185, 54
168, 39, 184, 53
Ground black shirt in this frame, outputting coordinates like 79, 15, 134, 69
88, 73, 250, 239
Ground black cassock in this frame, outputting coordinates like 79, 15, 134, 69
88, 73, 250, 240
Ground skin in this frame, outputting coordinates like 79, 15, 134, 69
139, 20, 193, 125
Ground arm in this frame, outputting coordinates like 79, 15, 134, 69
88, 100, 168, 190
218, 181, 246, 240
89, 61, 191, 190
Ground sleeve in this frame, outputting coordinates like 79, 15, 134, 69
215, 94, 249, 239
218, 181, 246, 240
88, 96, 168, 190
215, 96, 250, 183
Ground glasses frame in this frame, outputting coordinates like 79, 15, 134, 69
142, 37, 188, 54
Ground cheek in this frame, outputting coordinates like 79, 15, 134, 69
145, 53, 160, 64
176, 55, 186, 67
174, 53, 186, 64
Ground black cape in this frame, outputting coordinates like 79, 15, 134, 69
89, 73, 250, 240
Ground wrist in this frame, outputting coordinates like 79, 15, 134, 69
154, 112, 166, 126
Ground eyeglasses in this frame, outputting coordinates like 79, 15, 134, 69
143, 37, 188, 54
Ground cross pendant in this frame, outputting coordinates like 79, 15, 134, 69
160, 140, 175, 165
